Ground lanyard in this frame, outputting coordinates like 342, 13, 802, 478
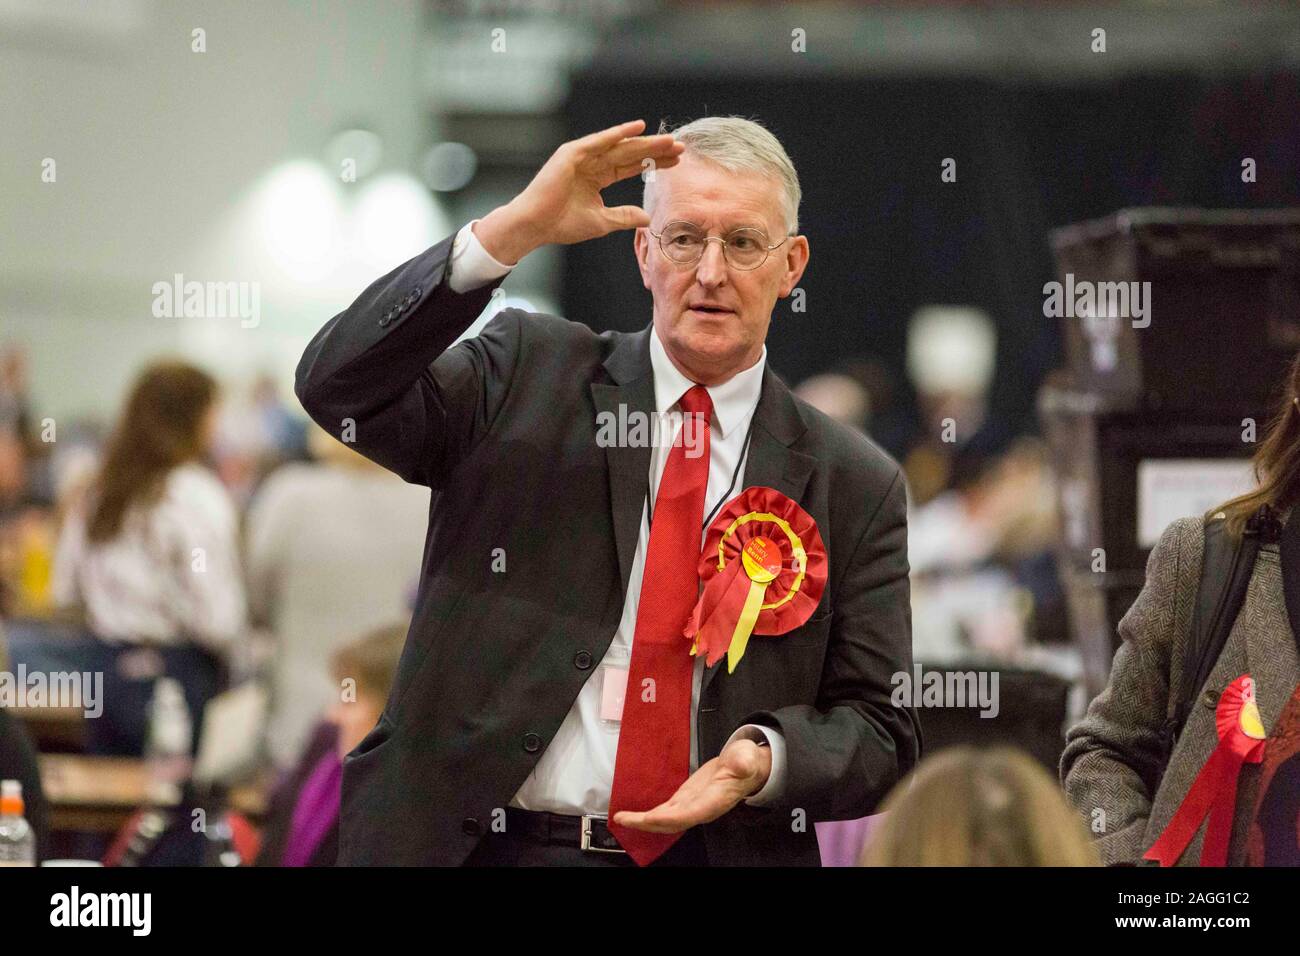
645, 411, 757, 534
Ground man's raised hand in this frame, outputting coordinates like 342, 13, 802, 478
473, 119, 685, 265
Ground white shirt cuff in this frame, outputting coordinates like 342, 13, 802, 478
725, 724, 787, 807
447, 219, 517, 294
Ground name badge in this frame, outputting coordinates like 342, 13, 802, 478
600, 666, 629, 723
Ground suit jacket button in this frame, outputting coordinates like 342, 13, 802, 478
523, 732, 542, 753
379, 313, 393, 327
461, 817, 480, 836
574, 650, 593, 670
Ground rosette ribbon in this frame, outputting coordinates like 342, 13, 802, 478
682, 487, 827, 673
1143, 673, 1267, 867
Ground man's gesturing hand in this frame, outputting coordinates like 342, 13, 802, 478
474, 119, 685, 265
611, 736, 772, 834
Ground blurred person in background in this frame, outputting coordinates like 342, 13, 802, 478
255, 622, 406, 867
50, 360, 246, 756
901, 306, 1012, 507
0, 346, 30, 522
245, 423, 428, 769
0, 346, 32, 457
1063, 353, 1300, 867
793, 372, 870, 432
0, 427, 27, 519
793, 357, 907, 450
0, 423, 110, 620
860, 746, 1098, 866
0, 422, 32, 617
908, 436, 1059, 661
0, 503, 57, 620
212, 372, 309, 508
0, 344, 55, 507
250, 373, 308, 459
0, 345, 78, 619
0, 623, 50, 863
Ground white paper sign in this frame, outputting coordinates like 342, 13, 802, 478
1136, 458, 1255, 548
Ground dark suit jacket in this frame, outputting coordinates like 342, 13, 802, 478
295, 228, 921, 865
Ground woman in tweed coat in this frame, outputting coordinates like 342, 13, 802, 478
1062, 356, 1300, 866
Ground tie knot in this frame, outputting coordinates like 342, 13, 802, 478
678, 384, 713, 419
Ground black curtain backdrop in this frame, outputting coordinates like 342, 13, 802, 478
560, 70, 1300, 455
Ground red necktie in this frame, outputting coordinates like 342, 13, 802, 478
608, 384, 712, 865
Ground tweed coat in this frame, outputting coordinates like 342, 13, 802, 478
1061, 509, 1300, 866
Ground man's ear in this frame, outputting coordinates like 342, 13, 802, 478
633, 227, 652, 290
777, 235, 810, 298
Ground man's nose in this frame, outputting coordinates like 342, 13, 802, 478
694, 239, 729, 286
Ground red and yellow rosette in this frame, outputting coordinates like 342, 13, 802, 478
682, 487, 827, 673
1144, 673, 1267, 867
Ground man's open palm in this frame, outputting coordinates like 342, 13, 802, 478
611, 737, 772, 833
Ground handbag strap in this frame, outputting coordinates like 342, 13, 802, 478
1162, 503, 1279, 756
1277, 502, 1300, 662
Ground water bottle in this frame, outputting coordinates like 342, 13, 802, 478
145, 677, 193, 806
0, 780, 35, 866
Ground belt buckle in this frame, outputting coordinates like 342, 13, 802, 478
580, 814, 626, 854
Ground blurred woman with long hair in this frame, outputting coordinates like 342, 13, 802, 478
1064, 352, 1300, 866
52, 360, 246, 755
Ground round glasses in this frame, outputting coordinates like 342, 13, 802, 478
647, 221, 791, 271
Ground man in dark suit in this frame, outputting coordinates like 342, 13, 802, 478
295, 116, 919, 866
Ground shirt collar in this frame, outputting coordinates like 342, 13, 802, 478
649, 324, 766, 440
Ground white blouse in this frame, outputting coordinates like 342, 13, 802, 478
51, 462, 247, 653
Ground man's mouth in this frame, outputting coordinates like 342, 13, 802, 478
687, 304, 734, 316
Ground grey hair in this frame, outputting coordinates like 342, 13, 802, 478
642, 115, 800, 236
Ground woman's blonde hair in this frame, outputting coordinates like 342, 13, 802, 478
860, 746, 1100, 867
330, 622, 408, 703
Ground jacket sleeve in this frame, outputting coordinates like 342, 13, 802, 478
734, 467, 921, 822
1060, 517, 1197, 865
294, 229, 522, 488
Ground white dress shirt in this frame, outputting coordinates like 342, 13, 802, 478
51, 462, 247, 654
446, 220, 787, 816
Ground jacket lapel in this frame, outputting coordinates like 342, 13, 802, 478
1241, 552, 1296, 734
741, 366, 816, 502
701, 365, 816, 697
590, 326, 654, 599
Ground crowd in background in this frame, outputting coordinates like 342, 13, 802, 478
0, 317, 1094, 865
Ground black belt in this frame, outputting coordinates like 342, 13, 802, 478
503, 808, 626, 853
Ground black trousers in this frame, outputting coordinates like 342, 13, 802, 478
83, 640, 223, 757
463, 822, 709, 867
